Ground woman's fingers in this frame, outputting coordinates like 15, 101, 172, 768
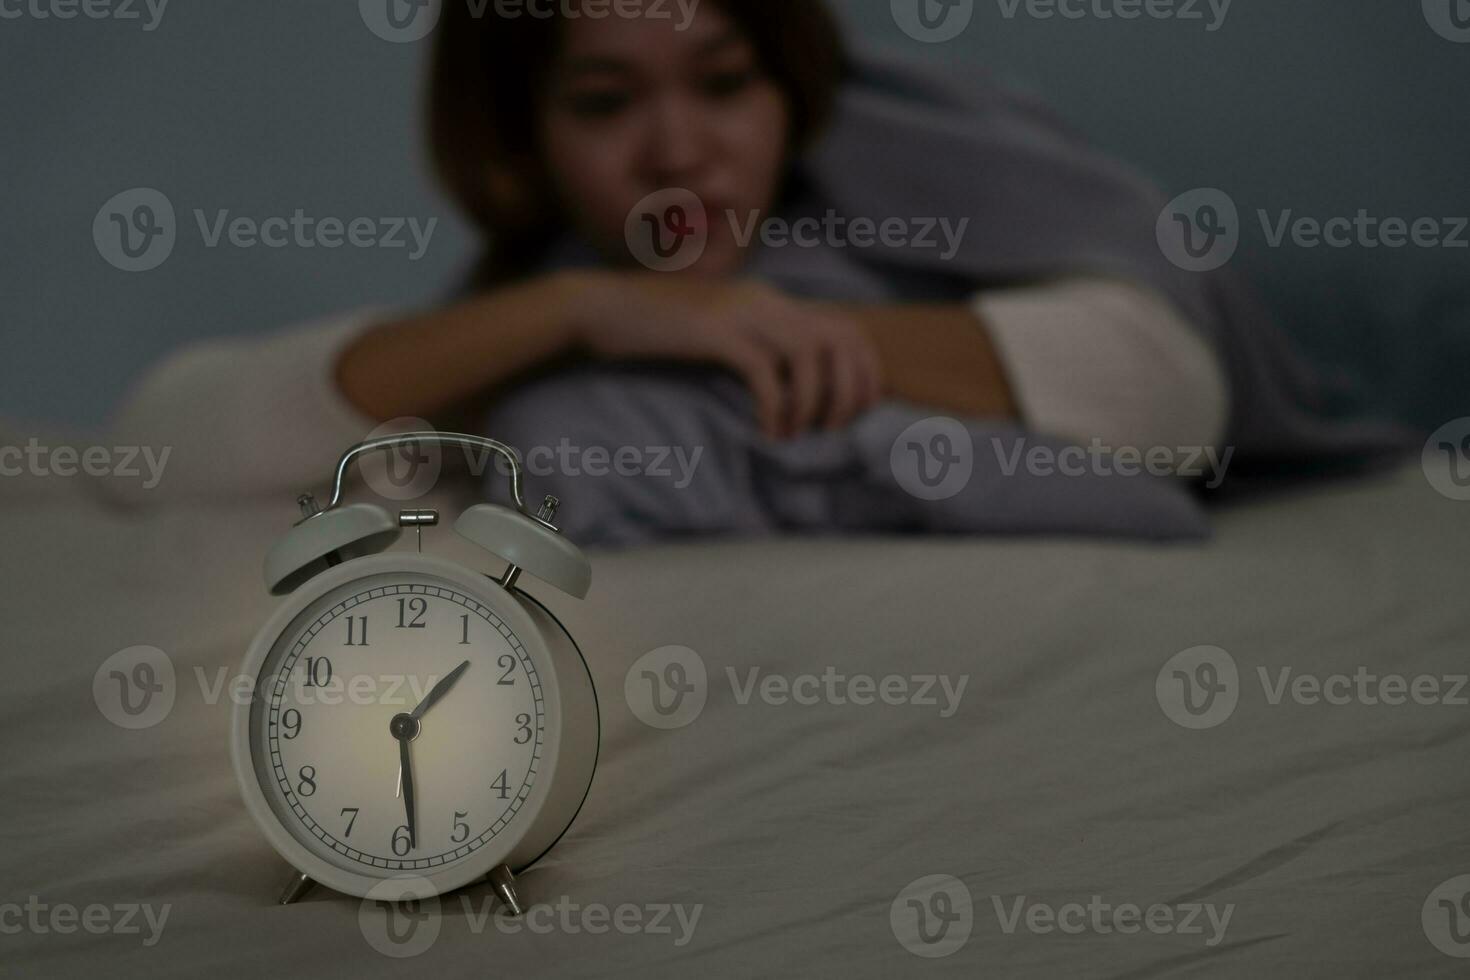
823, 343, 864, 430
747, 323, 822, 439
716, 335, 786, 440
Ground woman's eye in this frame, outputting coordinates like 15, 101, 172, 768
700, 69, 755, 100
565, 90, 631, 118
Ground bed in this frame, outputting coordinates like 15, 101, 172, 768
5, 434, 1469, 978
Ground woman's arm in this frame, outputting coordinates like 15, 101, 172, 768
836, 280, 1228, 462
836, 303, 1019, 421
103, 273, 593, 505
335, 272, 588, 425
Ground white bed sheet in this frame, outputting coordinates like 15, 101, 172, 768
3, 454, 1469, 978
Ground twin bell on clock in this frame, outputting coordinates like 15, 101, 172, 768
229, 433, 600, 912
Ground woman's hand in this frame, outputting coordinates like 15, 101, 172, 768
567, 272, 885, 440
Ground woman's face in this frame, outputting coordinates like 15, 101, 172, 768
538, 3, 792, 276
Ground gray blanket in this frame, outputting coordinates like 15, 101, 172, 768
484, 50, 1411, 547
484, 364, 1210, 548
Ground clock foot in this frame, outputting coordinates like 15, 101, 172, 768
279, 870, 315, 905
488, 864, 524, 916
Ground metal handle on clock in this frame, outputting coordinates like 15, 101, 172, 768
316, 432, 560, 532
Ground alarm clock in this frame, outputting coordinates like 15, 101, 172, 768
230, 433, 599, 911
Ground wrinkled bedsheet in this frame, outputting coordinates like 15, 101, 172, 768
4, 454, 1469, 978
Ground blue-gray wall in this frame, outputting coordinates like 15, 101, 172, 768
3, 0, 1466, 429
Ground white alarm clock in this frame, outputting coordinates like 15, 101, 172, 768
230, 433, 599, 911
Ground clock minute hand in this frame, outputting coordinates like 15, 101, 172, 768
410, 659, 471, 722
398, 736, 416, 849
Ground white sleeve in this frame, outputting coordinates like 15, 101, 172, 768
975, 278, 1229, 462
104, 311, 388, 506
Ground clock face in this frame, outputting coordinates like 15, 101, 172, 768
247, 570, 546, 876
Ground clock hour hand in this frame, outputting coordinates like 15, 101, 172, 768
410, 659, 471, 722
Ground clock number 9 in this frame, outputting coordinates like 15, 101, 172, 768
282, 708, 302, 739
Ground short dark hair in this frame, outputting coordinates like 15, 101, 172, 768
427, 0, 847, 284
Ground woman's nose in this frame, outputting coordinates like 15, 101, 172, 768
642, 94, 709, 184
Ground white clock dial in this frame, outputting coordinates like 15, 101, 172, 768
249, 571, 545, 874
